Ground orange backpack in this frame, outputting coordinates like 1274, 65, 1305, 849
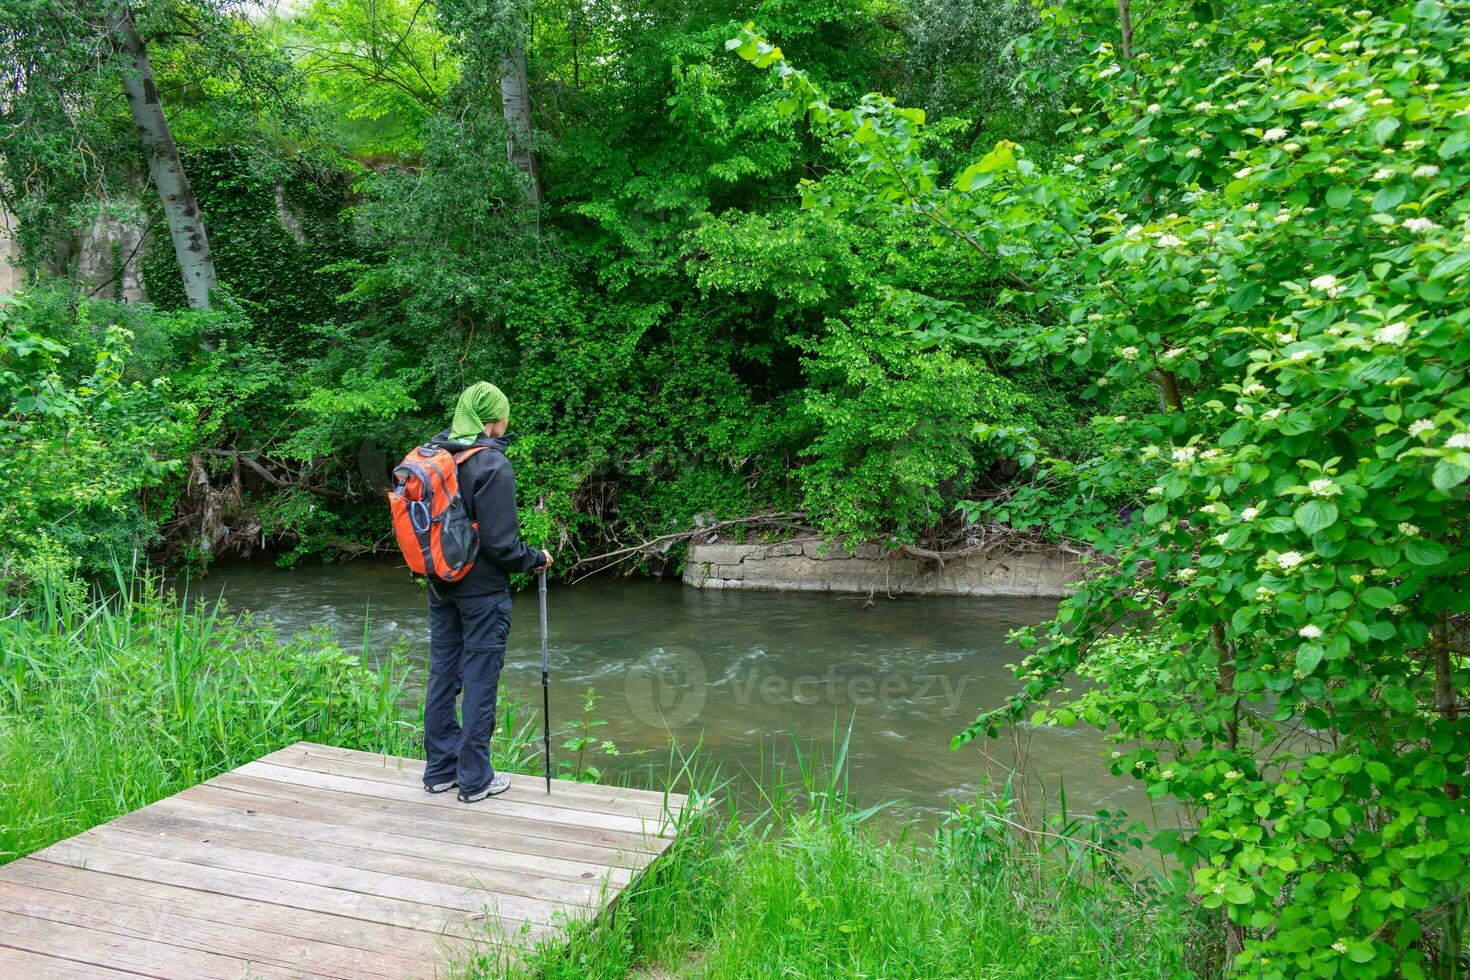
388, 444, 487, 582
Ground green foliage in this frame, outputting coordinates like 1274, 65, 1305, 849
734, 0, 1470, 974
0, 293, 200, 581
498, 738, 1193, 979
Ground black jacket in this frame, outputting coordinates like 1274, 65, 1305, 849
428, 429, 544, 596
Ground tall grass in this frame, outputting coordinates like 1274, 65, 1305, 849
0, 568, 531, 863
486, 726, 1199, 979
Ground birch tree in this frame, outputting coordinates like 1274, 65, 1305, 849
109, 5, 217, 309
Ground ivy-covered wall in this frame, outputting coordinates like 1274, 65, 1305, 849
141, 149, 359, 356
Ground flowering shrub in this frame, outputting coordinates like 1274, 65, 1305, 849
734, 0, 1468, 975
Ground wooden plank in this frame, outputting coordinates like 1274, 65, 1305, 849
235, 761, 674, 840
32, 839, 551, 943
0, 908, 296, 980
0, 858, 453, 966
67, 823, 581, 929
0, 879, 419, 980
208, 770, 664, 861
298, 742, 688, 810
162, 790, 633, 887
0, 944, 143, 980
267, 745, 681, 823
0, 743, 684, 977
114, 802, 614, 907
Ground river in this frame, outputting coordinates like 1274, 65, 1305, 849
195, 560, 1150, 825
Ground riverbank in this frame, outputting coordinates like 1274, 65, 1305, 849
0, 576, 1202, 976
683, 537, 1085, 597
0, 571, 534, 862
493, 751, 1202, 979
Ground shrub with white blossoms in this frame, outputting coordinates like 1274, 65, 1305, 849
732, 2, 1469, 976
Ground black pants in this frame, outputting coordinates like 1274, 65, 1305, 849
423, 589, 511, 795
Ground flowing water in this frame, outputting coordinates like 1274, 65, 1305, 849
194, 560, 1151, 824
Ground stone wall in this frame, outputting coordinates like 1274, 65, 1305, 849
683, 537, 1085, 597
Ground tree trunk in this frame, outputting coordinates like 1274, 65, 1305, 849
499, 47, 541, 204
111, 8, 216, 309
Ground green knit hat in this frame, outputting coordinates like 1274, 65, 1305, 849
449, 381, 510, 441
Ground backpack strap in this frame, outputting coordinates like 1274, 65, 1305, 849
452, 446, 489, 464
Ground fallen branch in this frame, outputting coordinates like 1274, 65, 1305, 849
570, 512, 813, 583
201, 448, 349, 500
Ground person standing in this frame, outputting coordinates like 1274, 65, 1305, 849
421, 382, 551, 802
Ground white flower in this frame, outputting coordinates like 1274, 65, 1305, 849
1185, 146, 1202, 158
1414, 164, 1441, 178
1242, 382, 1266, 396
1375, 321, 1410, 344
1310, 273, 1342, 297
1332, 941, 1348, 955
1234, 165, 1253, 179
1338, 40, 1360, 52
1372, 168, 1394, 181
1273, 212, 1292, 224
1147, 485, 1164, 496
1409, 420, 1435, 438
1098, 64, 1122, 79
1290, 349, 1314, 362
1156, 233, 1185, 247
1170, 64, 1184, 75
1177, 567, 1197, 581
1263, 127, 1289, 141
1241, 506, 1260, 521
1327, 97, 1353, 111
1074, 334, 1089, 346
1194, 101, 1214, 111
1404, 139, 1425, 151
1309, 478, 1340, 497
1277, 551, 1304, 570
1147, 103, 1161, 114
1254, 57, 1273, 70
1255, 586, 1273, 600
1447, 432, 1470, 450
1373, 98, 1393, 107
1215, 532, 1228, 545
1299, 624, 1323, 639
1398, 522, 1421, 537
1120, 346, 1140, 360
1071, 153, 1086, 164
1161, 769, 1175, 779
1302, 119, 1321, 130
1225, 769, 1242, 781
1402, 217, 1440, 234
1282, 142, 1301, 152
1192, 38, 1207, 48
1172, 446, 1198, 464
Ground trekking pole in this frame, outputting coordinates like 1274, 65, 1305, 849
538, 568, 552, 794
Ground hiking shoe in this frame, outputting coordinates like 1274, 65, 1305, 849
458, 773, 511, 803
424, 779, 458, 794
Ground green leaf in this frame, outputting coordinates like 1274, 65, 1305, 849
1440, 131, 1470, 159
1432, 457, 1470, 490
1404, 538, 1448, 566
1296, 646, 1323, 675
1325, 185, 1351, 209
1371, 117, 1400, 144
1360, 587, 1397, 609
1371, 185, 1406, 213
1294, 500, 1338, 535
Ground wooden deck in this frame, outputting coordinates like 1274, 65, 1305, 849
0, 742, 688, 978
